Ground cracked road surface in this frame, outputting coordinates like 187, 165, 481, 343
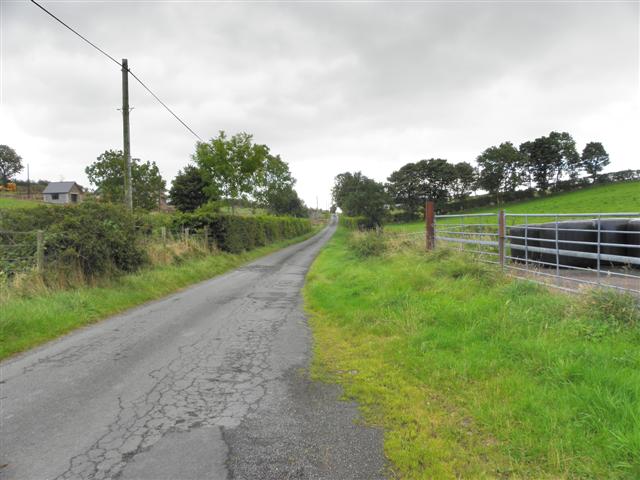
0, 221, 386, 480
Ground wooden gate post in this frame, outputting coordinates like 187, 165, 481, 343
426, 201, 435, 251
498, 210, 505, 269
36, 230, 44, 273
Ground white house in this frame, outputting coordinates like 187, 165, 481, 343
42, 182, 84, 205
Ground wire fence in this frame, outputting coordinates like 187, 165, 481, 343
424, 202, 640, 295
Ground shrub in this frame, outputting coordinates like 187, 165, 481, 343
0, 202, 147, 279
339, 216, 368, 230
45, 202, 147, 277
347, 231, 386, 258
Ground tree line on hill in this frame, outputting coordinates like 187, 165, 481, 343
332, 131, 637, 227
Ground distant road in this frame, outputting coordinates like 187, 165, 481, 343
1, 218, 385, 480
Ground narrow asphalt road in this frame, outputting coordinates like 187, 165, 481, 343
0, 221, 386, 480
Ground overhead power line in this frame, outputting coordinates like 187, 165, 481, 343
30, 0, 203, 141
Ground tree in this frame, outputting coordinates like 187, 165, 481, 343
386, 158, 459, 214
581, 142, 609, 182
450, 162, 477, 200
193, 131, 269, 212
169, 165, 209, 212
85, 150, 166, 211
332, 171, 388, 227
477, 142, 525, 200
520, 132, 580, 191
386, 163, 424, 215
254, 154, 296, 210
549, 131, 580, 182
0, 145, 23, 185
264, 186, 308, 217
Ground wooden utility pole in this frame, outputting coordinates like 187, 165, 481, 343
121, 58, 133, 211
36, 230, 44, 274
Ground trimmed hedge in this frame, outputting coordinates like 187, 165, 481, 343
174, 213, 312, 253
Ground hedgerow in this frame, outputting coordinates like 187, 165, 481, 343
174, 213, 312, 253
174, 212, 312, 253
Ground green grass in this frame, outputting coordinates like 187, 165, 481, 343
0, 229, 321, 360
389, 181, 640, 232
305, 229, 640, 479
0, 195, 42, 210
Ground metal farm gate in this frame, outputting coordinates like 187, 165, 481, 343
424, 201, 640, 295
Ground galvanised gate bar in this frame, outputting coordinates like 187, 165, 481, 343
424, 201, 640, 295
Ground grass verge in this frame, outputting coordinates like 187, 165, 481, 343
305, 228, 640, 479
0, 228, 321, 360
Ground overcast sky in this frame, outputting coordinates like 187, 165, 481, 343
1, 1, 638, 208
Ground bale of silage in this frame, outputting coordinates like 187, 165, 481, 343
538, 220, 597, 268
508, 226, 525, 261
625, 219, 640, 265
508, 224, 540, 262
594, 218, 630, 267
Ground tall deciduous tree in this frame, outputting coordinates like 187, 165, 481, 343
332, 172, 388, 226
520, 132, 580, 191
0, 145, 23, 185
450, 162, 477, 200
386, 163, 425, 215
387, 158, 459, 214
549, 131, 581, 182
253, 154, 295, 208
85, 150, 166, 211
193, 131, 269, 212
477, 142, 525, 200
581, 142, 610, 182
169, 165, 209, 212
264, 186, 308, 217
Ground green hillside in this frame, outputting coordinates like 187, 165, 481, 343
0, 196, 42, 210
390, 181, 640, 231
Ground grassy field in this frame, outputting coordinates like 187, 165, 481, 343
389, 181, 640, 232
305, 229, 640, 478
0, 195, 42, 210
0, 228, 321, 360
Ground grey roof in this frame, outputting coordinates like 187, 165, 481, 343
43, 182, 82, 194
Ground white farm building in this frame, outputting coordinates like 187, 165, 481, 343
42, 182, 84, 205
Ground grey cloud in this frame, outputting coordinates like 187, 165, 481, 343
1, 1, 638, 207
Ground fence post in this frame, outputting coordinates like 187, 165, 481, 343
498, 210, 505, 269
36, 230, 44, 274
161, 226, 167, 246
426, 201, 435, 251
184, 227, 190, 244
204, 225, 209, 250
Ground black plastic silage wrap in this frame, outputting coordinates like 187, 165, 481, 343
625, 219, 640, 260
595, 219, 629, 266
508, 224, 541, 262
508, 218, 639, 269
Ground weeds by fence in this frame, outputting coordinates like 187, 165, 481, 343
424, 201, 640, 295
